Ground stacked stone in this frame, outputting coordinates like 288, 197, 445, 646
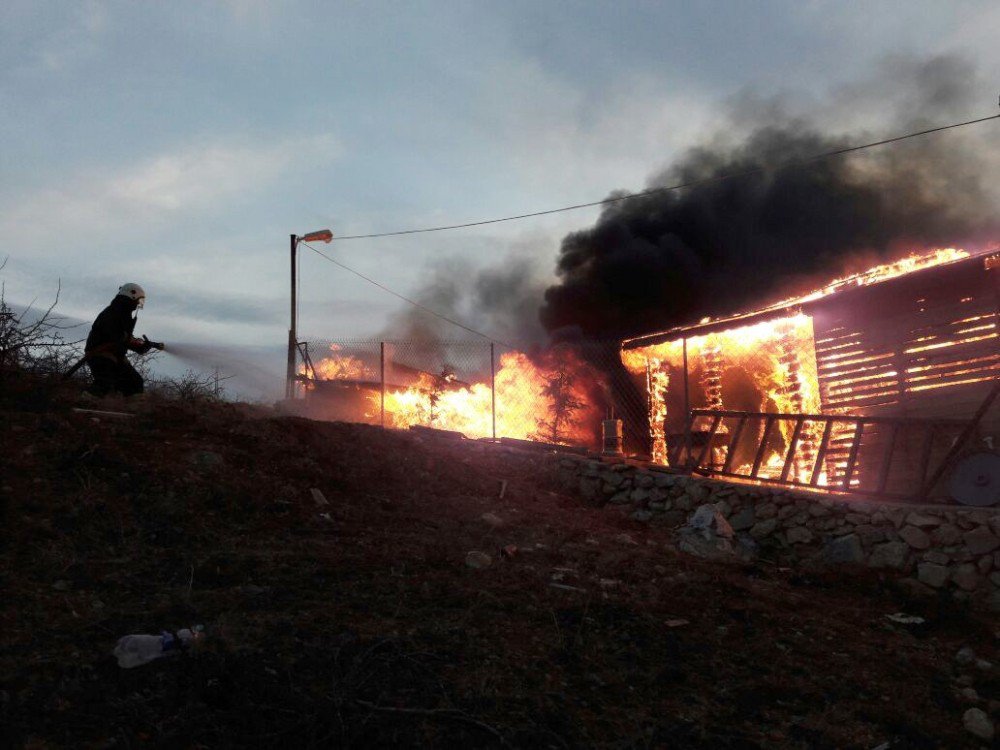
550, 453, 1000, 611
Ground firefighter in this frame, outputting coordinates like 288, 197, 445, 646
85, 283, 159, 397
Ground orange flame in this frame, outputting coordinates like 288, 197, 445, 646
622, 246, 977, 482
300, 344, 374, 382
306, 345, 602, 445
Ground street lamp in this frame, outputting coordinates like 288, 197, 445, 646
286, 229, 333, 399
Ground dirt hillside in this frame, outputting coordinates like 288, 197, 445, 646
1, 379, 997, 748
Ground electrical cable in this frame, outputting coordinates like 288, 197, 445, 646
300, 241, 513, 347
329, 113, 1000, 241
299, 111, 1000, 341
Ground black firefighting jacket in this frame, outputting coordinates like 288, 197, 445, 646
85, 296, 141, 362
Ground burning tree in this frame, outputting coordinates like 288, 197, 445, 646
535, 348, 588, 444
427, 367, 457, 425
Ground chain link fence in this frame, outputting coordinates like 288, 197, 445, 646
295, 339, 649, 453
622, 316, 829, 465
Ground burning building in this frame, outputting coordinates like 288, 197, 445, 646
621, 248, 1000, 499
298, 341, 605, 447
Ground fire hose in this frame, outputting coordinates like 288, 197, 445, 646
62, 335, 165, 380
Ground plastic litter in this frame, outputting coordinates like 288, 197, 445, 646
113, 626, 204, 668
465, 551, 492, 569
885, 613, 925, 625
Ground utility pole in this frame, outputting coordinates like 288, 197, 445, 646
286, 229, 333, 400
490, 342, 496, 440
286, 233, 297, 399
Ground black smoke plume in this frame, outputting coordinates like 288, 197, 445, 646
541, 55, 999, 340
380, 253, 547, 344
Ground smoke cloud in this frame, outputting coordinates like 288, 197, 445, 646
540, 54, 1000, 340
380, 250, 548, 345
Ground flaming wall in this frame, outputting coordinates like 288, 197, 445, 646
622, 249, 1000, 488
298, 340, 608, 447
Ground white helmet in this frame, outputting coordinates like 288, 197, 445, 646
117, 282, 146, 308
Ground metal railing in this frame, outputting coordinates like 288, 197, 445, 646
680, 408, 972, 500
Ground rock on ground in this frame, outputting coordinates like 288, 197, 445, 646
962, 707, 994, 741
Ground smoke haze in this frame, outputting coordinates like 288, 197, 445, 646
540, 54, 999, 339
380, 251, 549, 345
162, 342, 284, 399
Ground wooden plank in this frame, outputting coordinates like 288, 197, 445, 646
694, 414, 723, 469
750, 416, 776, 479
721, 416, 747, 474
841, 420, 866, 490
901, 383, 997, 410
920, 380, 1000, 498
667, 411, 695, 468
904, 339, 999, 360
814, 339, 865, 352
779, 417, 804, 483
906, 374, 1000, 396
823, 370, 902, 386
688, 408, 966, 426
905, 354, 1000, 376
704, 468, 910, 500
906, 367, 1000, 387
818, 354, 896, 371
919, 424, 938, 487
876, 422, 900, 494
72, 408, 134, 419
822, 395, 902, 411
907, 375, 1000, 394
908, 313, 999, 337
825, 368, 906, 382
905, 341, 1000, 363
825, 380, 903, 399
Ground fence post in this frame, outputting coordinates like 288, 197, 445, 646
380, 341, 386, 429
683, 337, 692, 469
490, 342, 496, 441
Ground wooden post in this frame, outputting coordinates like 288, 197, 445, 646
751, 416, 776, 478
876, 422, 900, 494
721, 416, 747, 474
842, 420, 866, 490
380, 341, 386, 428
490, 342, 497, 440
811, 418, 835, 486
917, 424, 936, 488
682, 337, 691, 469
694, 414, 723, 469
779, 416, 805, 483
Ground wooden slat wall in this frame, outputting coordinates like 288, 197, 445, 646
812, 258, 1000, 436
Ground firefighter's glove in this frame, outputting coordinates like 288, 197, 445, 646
143, 335, 165, 352
129, 336, 153, 355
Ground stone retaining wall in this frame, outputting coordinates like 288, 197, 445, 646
548, 454, 1000, 611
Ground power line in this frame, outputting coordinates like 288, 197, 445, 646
300, 241, 512, 346
330, 112, 1000, 241
301, 110, 999, 341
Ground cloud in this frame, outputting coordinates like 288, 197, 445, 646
0, 132, 340, 248
107, 137, 336, 212
218, 0, 281, 24
15, 0, 108, 74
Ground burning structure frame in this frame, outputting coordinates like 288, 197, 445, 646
621, 249, 1000, 502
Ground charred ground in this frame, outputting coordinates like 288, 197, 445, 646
0, 376, 997, 748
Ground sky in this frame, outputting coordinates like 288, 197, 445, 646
1, 1, 998, 397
